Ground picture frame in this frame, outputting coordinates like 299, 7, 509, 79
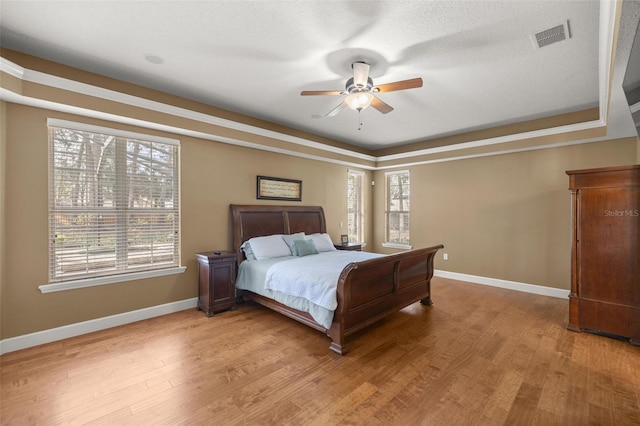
341, 234, 349, 245
257, 176, 302, 201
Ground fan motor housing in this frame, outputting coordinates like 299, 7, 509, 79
345, 77, 374, 93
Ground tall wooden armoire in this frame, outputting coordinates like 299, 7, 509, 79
566, 165, 639, 345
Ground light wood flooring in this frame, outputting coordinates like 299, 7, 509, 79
2, 277, 639, 425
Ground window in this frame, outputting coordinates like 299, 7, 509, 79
385, 170, 410, 247
47, 119, 181, 287
347, 170, 364, 243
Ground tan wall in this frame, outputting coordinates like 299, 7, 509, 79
372, 138, 637, 289
1, 102, 372, 339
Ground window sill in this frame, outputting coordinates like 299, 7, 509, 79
39, 266, 187, 293
382, 242, 413, 250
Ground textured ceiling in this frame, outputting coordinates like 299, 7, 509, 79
0, 1, 609, 150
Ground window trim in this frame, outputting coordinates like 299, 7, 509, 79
383, 169, 411, 248
48, 119, 180, 146
39, 266, 186, 293
381, 242, 413, 250
46, 118, 183, 292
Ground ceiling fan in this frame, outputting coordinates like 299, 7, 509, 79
300, 61, 423, 117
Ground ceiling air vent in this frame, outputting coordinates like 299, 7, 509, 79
532, 20, 571, 48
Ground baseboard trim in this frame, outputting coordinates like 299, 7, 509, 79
1, 273, 569, 355
434, 270, 570, 299
0, 298, 198, 355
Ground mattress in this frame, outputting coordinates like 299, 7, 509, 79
235, 251, 383, 329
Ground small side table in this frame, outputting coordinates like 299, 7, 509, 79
334, 243, 362, 251
196, 251, 237, 316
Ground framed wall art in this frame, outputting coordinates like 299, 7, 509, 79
257, 176, 302, 201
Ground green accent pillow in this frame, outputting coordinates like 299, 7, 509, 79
294, 239, 319, 256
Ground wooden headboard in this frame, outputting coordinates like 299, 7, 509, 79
230, 205, 327, 263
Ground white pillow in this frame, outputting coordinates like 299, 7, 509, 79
307, 233, 337, 252
240, 241, 256, 261
248, 234, 292, 260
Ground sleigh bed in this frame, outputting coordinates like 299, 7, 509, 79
231, 204, 443, 354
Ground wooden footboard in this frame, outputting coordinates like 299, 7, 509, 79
327, 244, 443, 354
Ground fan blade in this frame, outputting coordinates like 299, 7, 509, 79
301, 90, 344, 96
374, 78, 423, 93
325, 101, 348, 117
353, 62, 370, 88
370, 97, 394, 114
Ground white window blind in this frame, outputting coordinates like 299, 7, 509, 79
347, 170, 364, 243
48, 120, 180, 283
385, 170, 410, 245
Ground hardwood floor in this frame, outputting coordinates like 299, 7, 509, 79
2, 277, 639, 425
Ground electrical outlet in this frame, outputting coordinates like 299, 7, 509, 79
443, 253, 449, 261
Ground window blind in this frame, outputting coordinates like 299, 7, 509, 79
48, 121, 180, 283
347, 170, 364, 243
385, 170, 410, 244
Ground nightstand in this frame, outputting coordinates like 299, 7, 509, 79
196, 251, 237, 316
334, 243, 362, 251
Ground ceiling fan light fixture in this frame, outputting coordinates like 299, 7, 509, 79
301, 62, 420, 117
345, 91, 374, 111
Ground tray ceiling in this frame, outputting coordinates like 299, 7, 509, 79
0, 1, 615, 151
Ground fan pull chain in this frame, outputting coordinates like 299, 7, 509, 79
358, 109, 364, 131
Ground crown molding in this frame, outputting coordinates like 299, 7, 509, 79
0, 87, 377, 172
599, 0, 617, 123
11, 62, 378, 163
